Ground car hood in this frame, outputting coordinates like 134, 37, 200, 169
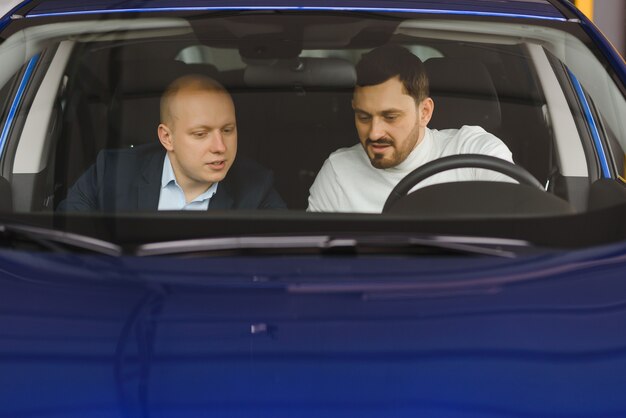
2, 243, 626, 417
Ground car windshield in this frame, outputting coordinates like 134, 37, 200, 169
1, 8, 625, 250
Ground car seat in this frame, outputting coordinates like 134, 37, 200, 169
424, 57, 552, 185
424, 57, 501, 134
240, 57, 357, 209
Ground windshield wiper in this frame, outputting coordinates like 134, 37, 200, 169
0, 224, 529, 259
0, 223, 122, 256
136, 234, 528, 258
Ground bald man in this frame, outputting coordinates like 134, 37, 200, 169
59, 75, 285, 212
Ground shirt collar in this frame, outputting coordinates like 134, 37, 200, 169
161, 154, 218, 203
161, 153, 178, 189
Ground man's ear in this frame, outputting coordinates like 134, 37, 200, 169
158, 123, 174, 151
419, 97, 434, 127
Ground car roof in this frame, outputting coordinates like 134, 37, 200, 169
9, 0, 568, 21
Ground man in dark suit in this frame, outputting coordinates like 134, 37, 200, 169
58, 75, 285, 212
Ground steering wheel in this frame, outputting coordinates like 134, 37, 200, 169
383, 154, 543, 212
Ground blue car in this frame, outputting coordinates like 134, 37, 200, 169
1, 0, 626, 417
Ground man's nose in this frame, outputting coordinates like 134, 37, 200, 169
369, 118, 386, 140
208, 131, 227, 153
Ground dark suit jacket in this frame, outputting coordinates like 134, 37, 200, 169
58, 144, 286, 212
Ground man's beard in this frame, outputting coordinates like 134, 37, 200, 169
364, 125, 421, 169
365, 138, 394, 169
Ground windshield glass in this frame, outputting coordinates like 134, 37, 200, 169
0, 10, 625, 248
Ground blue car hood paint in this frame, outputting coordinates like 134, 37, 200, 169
21, 0, 565, 19
2, 242, 626, 417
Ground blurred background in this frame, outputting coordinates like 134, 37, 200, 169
573, 0, 625, 57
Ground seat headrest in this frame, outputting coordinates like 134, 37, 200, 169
244, 57, 356, 88
425, 58, 501, 133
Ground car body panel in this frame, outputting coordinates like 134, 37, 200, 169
0, 54, 38, 158
2, 243, 626, 416
19, 0, 566, 20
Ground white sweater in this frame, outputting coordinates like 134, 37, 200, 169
307, 126, 514, 213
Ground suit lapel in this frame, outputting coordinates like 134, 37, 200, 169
137, 148, 165, 211
209, 178, 234, 210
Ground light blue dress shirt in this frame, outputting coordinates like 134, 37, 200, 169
157, 154, 218, 210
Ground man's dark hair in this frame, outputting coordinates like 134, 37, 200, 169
355, 45, 429, 103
